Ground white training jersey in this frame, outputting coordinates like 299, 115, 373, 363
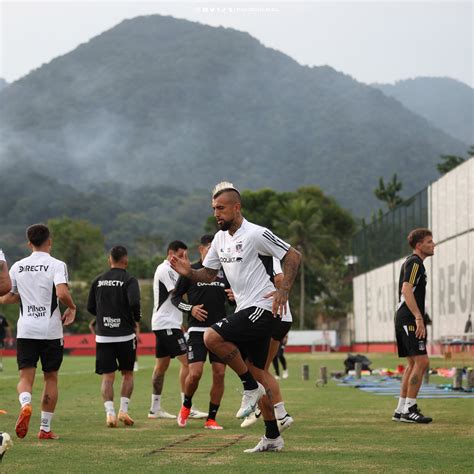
151, 259, 183, 330
203, 219, 290, 312
10, 251, 68, 340
272, 257, 293, 323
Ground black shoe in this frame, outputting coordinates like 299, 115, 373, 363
392, 411, 402, 422
400, 404, 432, 424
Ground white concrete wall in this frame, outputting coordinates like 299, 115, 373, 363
353, 159, 473, 342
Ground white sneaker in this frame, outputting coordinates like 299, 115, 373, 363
236, 382, 266, 419
244, 435, 284, 453
148, 409, 176, 419
277, 414, 294, 432
133, 362, 139, 372
282, 370, 289, 379
189, 407, 208, 419
274, 375, 281, 380
240, 408, 261, 428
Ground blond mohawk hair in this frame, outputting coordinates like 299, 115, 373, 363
212, 181, 241, 199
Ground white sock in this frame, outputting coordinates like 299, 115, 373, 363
40, 411, 53, 432
19, 392, 32, 407
274, 402, 287, 419
403, 398, 417, 413
181, 392, 185, 404
104, 401, 115, 415
151, 394, 161, 413
396, 397, 406, 413
120, 397, 130, 413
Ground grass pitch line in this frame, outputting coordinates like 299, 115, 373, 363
145, 433, 247, 456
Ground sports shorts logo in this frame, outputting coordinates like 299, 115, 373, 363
418, 341, 425, 351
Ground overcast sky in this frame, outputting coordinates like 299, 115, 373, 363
1, 0, 472, 86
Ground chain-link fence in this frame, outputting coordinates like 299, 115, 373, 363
352, 189, 429, 275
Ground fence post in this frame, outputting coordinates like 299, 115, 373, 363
355, 362, 362, 379
453, 368, 463, 390
319, 366, 328, 385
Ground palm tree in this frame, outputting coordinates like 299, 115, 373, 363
275, 197, 323, 329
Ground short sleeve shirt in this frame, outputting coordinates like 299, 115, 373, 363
10, 251, 68, 339
396, 254, 426, 324
203, 219, 290, 312
151, 259, 183, 330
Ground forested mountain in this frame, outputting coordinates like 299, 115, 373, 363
0, 14, 466, 223
373, 77, 473, 145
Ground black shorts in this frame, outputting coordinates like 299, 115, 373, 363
211, 307, 273, 370
154, 329, 187, 359
272, 320, 292, 342
95, 337, 137, 374
16, 338, 64, 373
395, 323, 428, 358
0, 339, 5, 349
187, 331, 223, 364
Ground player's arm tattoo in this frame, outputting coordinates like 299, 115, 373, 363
152, 373, 165, 395
410, 374, 419, 386
188, 267, 218, 284
281, 248, 301, 291
221, 348, 239, 364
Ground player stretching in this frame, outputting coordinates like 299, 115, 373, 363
172, 234, 234, 430
87, 246, 141, 428
0, 224, 76, 439
171, 182, 300, 453
393, 228, 435, 424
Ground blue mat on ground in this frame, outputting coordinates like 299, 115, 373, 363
336, 376, 473, 399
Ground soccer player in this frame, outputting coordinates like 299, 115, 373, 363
87, 246, 141, 428
148, 241, 207, 420
272, 335, 289, 379
0, 249, 12, 296
171, 182, 301, 453
0, 312, 12, 372
241, 257, 293, 431
172, 234, 234, 430
393, 228, 435, 424
0, 224, 76, 439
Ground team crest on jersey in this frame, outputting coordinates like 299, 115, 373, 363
235, 242, 243, 253
217, 270, 224, 279
418, 341, 425, 351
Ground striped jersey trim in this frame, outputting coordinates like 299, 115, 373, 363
262, 231, 290, 252
409, 263, 419, 285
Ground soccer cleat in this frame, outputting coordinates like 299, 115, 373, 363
148, 409, 176, 419
118, 411, 134, 426
15, 404, 32, 439
38, 430, 59, 440
204, 419, 223, 430
240, 409, 261, 428
189, 407, 208, 419
400, 404, 432, 424
236, 382, 266, 419
106, 413, 118, 428
177, 406, 191, 427
274, 375, 281, 380
282, 370, 289, 379
392, 411, 402, 422
0, 432, 13, 462
277, 414, 294, 432
244, 435, 284, 453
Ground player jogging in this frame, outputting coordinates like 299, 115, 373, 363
0, 224, 76, 440
87, 246, 141, 428
393, 228, 435, 424
172, 234, 234, 430
171, 182, 301, 453
148, 241, 207, 420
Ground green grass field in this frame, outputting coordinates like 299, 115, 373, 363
0, 353, 472, 473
